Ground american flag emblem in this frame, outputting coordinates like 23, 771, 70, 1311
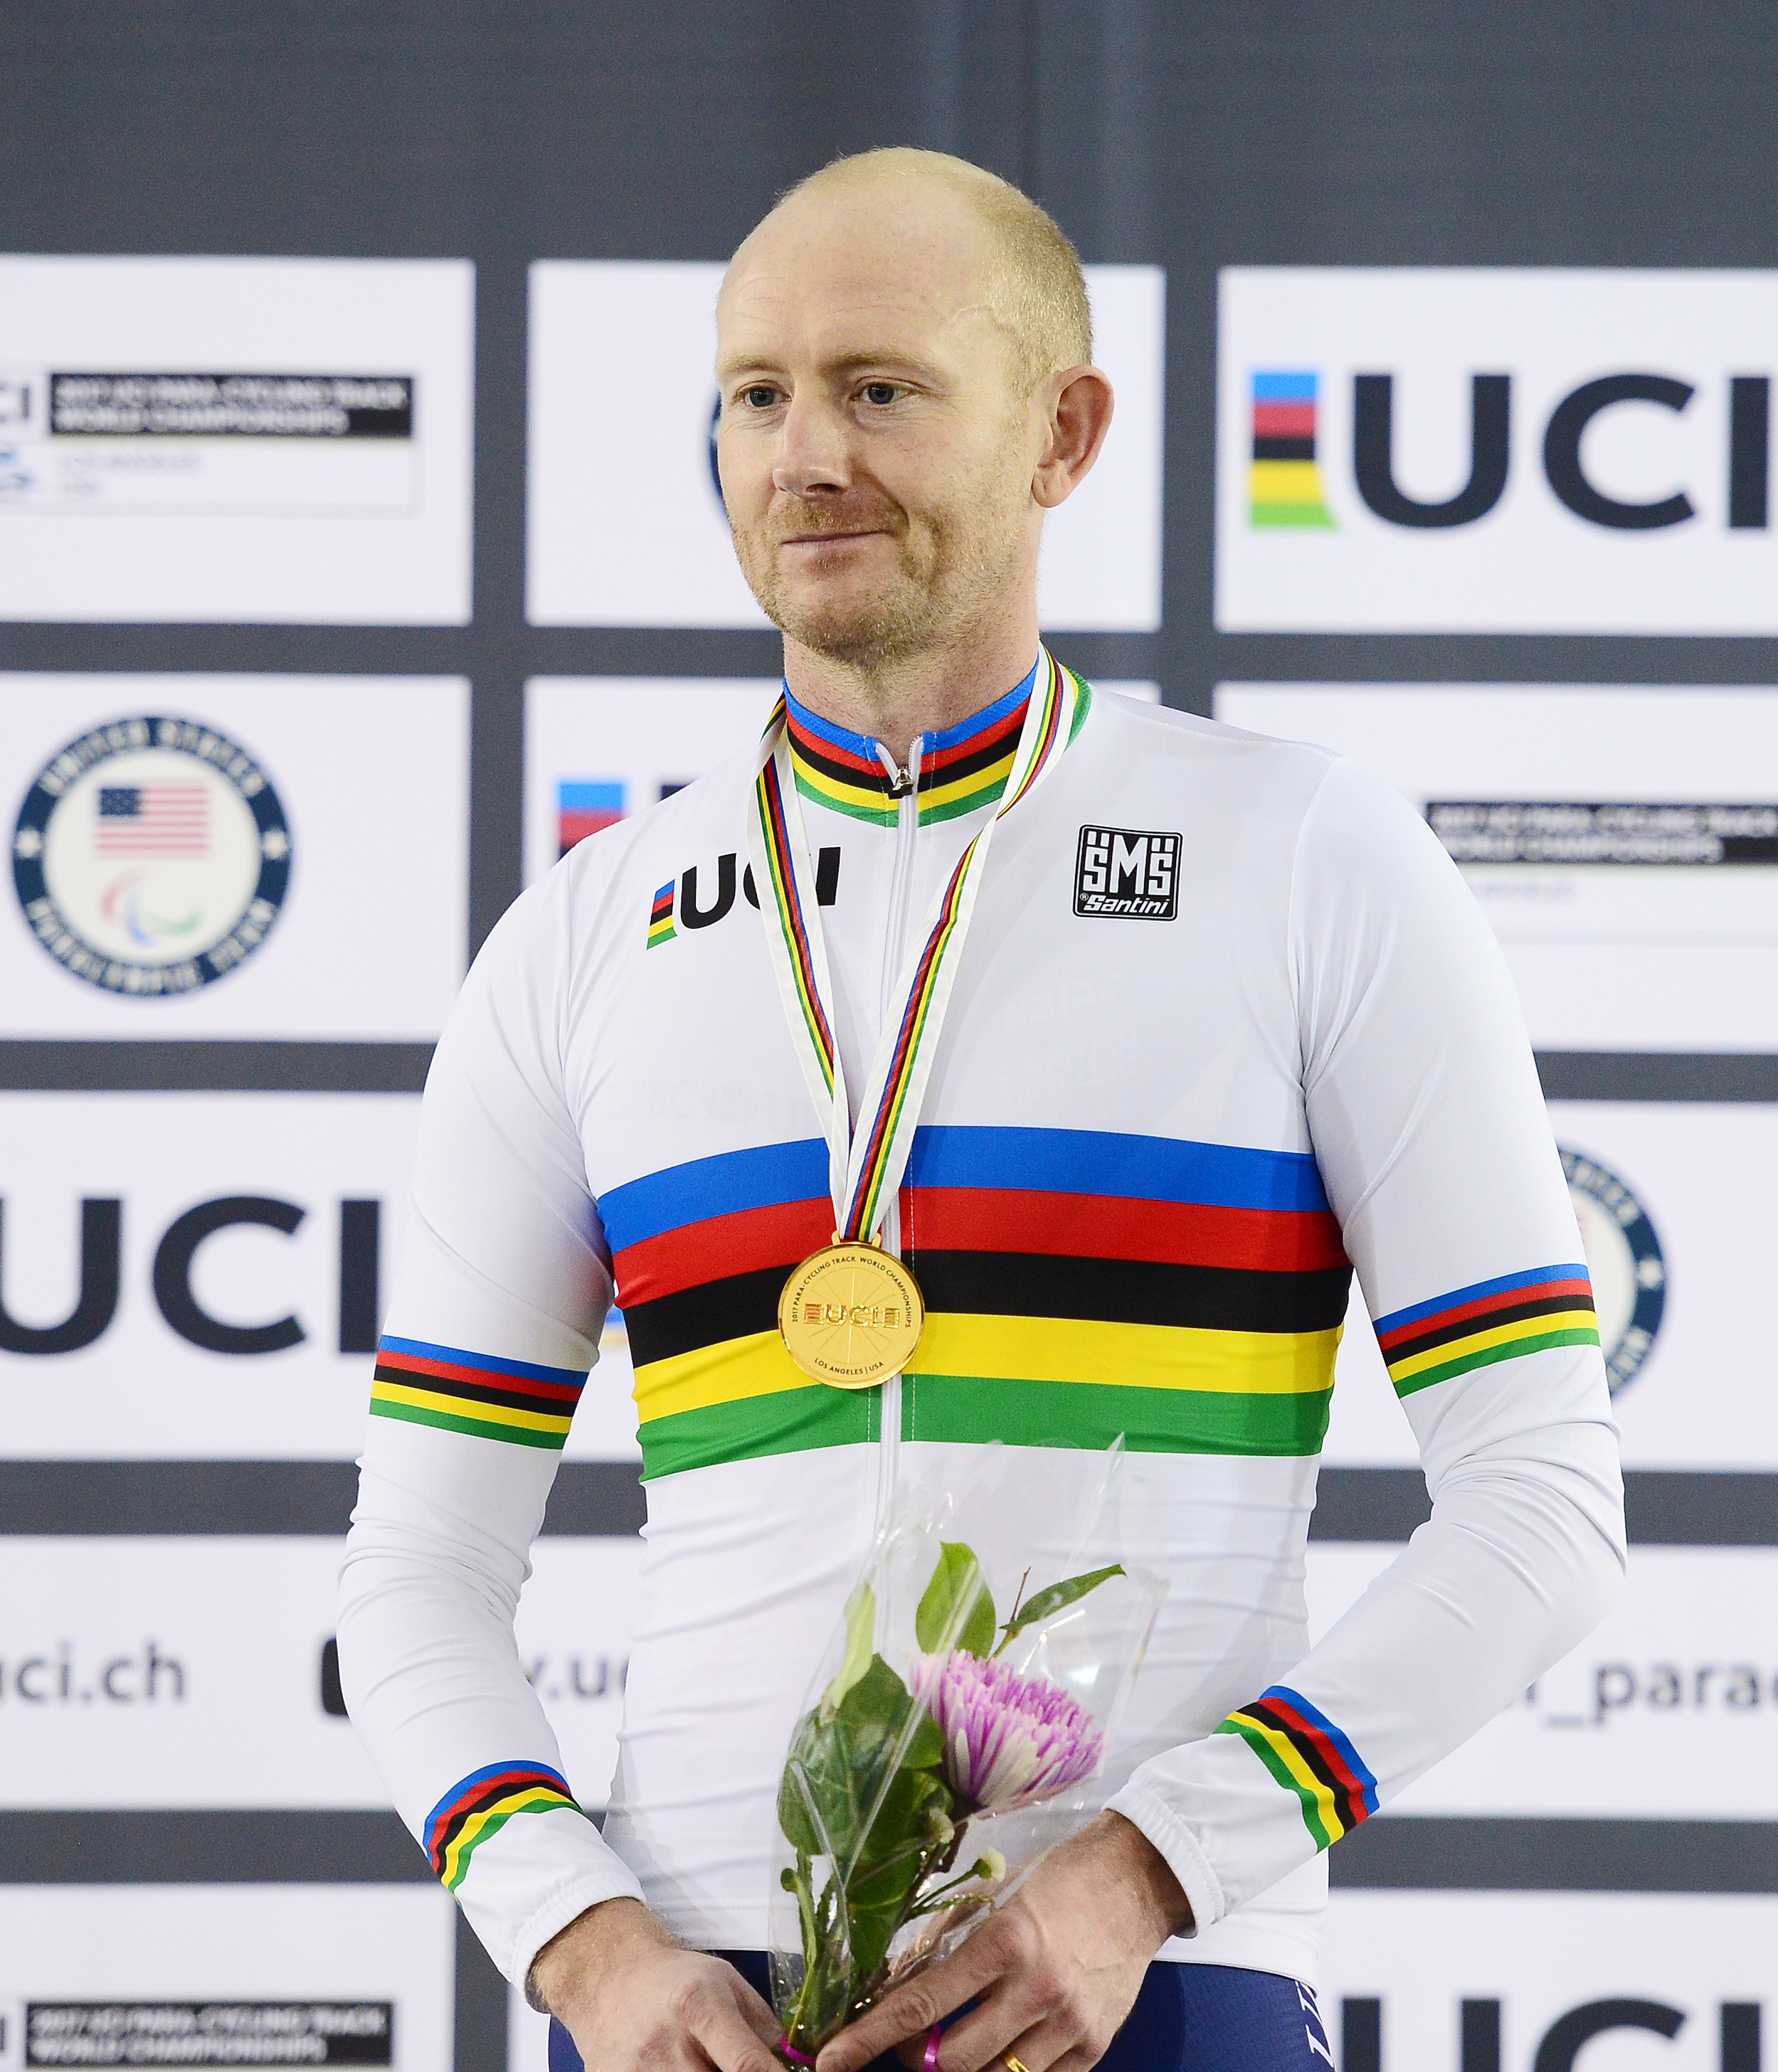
95, 782, 209, 856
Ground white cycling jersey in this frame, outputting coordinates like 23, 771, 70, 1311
338, 657, 1624, 1991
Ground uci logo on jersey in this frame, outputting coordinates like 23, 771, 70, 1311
647, 845, 841, 947
1074, 826, 1180, 920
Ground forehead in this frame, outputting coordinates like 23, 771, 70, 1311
717, 186, 1005, 373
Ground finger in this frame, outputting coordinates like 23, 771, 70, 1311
693, 1995, 785, 2072
921, 1994, 1059, 2072
817, 1940, 1008, 2072
721, 1967, 786, 2049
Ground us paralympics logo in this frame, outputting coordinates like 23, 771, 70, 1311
1561, 1147, 1666, 1393
11, 716, 291, 996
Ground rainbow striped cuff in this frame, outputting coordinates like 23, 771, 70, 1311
424, 1761, 580, 1891
1374, 1265, 1599, 1397
370, 1335, 586, 1448
1216, 1684, 1377, 1850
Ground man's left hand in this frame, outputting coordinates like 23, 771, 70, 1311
814, 1810, 1192, 2072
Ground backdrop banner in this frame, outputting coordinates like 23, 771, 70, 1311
1, 676, 468, 1039
0, 257, 473, 625
1217, 268, 1778, 634
1213, 684, 1778, 1054
526, 261, 1165, 630
0, 1886, 455, 2070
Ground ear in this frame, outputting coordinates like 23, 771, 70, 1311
1032, 366, 1116, 509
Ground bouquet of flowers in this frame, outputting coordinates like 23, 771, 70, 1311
768, 1449, 1164, 2062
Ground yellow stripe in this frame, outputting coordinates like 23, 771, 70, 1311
633, 1331, 813, 1425
440, 1789, 571, 1886
1239, 1714, 1349, 1840
1249, 459, 1328, 501
632, 1314, 1340, 1427
370, 1380, 573, 1435
1386, 1306, 1598, 1382
791, 755, 883, 809
920, 755, 1015, 811
911, 1313, 1340, 1395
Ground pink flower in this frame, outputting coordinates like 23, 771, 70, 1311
912, 1652, 1104, 1811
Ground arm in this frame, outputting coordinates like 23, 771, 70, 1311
336, 868, 780, 2071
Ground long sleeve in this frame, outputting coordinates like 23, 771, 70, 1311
1106, 753, 1626, 1930
337, 867, 646, 1985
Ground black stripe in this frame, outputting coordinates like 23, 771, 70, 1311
432, 1771, 566, 1869
907, 1250, 1353, 1334
787, 731, 890, 794
916, 723, 1022, 792
1384, 1288, 1597, 1364
374, 1361, 576, 1419
1249, 1697, 1365, 1829
1252, 435, 1315, 461
623, 1265, 785, 1366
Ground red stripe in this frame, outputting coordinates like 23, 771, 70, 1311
785, 714, 879, 775
921, 702, 1026, 774
900, 1186, 1348, 1273
1376, 1277, 1594, 1353
1256, 1696, 1370, 1809
375, 1351, 583, 1405
427, 1766, 551, 1850
613, 1195, 833, 1304
1252, 401, 1316, 436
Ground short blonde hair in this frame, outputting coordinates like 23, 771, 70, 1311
771, 147, 1093, 392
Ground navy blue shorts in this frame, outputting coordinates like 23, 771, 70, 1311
547, 1955, 1333, 2072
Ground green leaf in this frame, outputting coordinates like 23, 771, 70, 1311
916, 1541, 996, 1657
822, 1580, 876, 1716
1000, 1563, 1126, 1643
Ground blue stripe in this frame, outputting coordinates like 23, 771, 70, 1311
784, 654, 1039, 761
559, 780, 624, 809
1252, 370, 1318, 400
1263, 1684, 1379, 1810
1372, 1263, 1592, 1337
379, 1335, 588, 1389
423, 1758, 572, 1842
905, 1127, 1330, 1213
597, 1138, 830, 1252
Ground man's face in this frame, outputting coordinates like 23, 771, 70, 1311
715, 186, 1040, 670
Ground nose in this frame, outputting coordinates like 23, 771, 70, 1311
772, 388, 850, 499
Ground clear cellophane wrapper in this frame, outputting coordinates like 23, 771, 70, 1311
767, 1440, 1167, 2062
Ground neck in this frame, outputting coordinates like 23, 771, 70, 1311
780, 598, 1042, 765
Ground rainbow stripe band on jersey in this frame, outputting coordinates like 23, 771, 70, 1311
370, 1336, 585, 1448
602, 1126, 1352, 1479
785, 673, 1033, 827
424, 1760, 579, 1890
1373, 1265, 1598, 1397
646, 881, 677, 949
1215, 1685, 1377, 1849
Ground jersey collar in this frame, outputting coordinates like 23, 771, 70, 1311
783, 654, 1042, 828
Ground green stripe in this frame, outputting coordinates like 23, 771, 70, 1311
1250, 504, 1335, 528
900, 1371, 1331, 1457
1393, 1325, 1602, 1399
638, 1385, 874, 1479
1215, 1716, 1335, 1849
369, 1398, 568, 1449
1065, 673, 1093, 744
792, 769, 895, 825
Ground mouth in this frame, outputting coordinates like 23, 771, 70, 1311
776, 527, 887, 549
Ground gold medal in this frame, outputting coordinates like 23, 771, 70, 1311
778, 1242, 925, 1390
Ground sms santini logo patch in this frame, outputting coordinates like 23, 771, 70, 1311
1074, 825, 1180, 920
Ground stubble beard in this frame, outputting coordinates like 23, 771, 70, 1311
736, 489, 1028, 676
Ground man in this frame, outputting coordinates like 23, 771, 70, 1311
339, 149, 1624, 2072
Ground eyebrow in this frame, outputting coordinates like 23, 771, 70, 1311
716, 348, 943, 381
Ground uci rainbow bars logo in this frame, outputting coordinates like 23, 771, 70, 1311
1249, 371, 1335, 528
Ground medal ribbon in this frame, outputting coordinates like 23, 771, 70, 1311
747, 648, 1084, 1247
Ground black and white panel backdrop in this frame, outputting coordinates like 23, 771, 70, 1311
3, 8, 1777, 2070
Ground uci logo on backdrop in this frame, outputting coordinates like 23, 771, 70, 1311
1216, 267, 1778, 633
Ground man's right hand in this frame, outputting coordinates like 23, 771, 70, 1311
530, 1897, 785, 2072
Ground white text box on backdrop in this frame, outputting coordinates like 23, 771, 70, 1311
1218, 268, 1778, 634
0, 1536, 639, 1810
1323, 1101, 1772, 1469
1308, 1546, 1778, 1818
0, 1093, 418, 1458
1321, 1893, 1778, 2068
0, 258, 472, 625
526, 675, 1163, 886
0, 1886, 453, 2072
1, 676, 467, 1038
527, 262, 1163, 629
1213, 684, 1778, 1053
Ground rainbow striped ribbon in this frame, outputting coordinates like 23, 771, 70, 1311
746, 649, 1084, 1253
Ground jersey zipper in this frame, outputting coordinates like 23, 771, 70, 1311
870, 735, 922, 1531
